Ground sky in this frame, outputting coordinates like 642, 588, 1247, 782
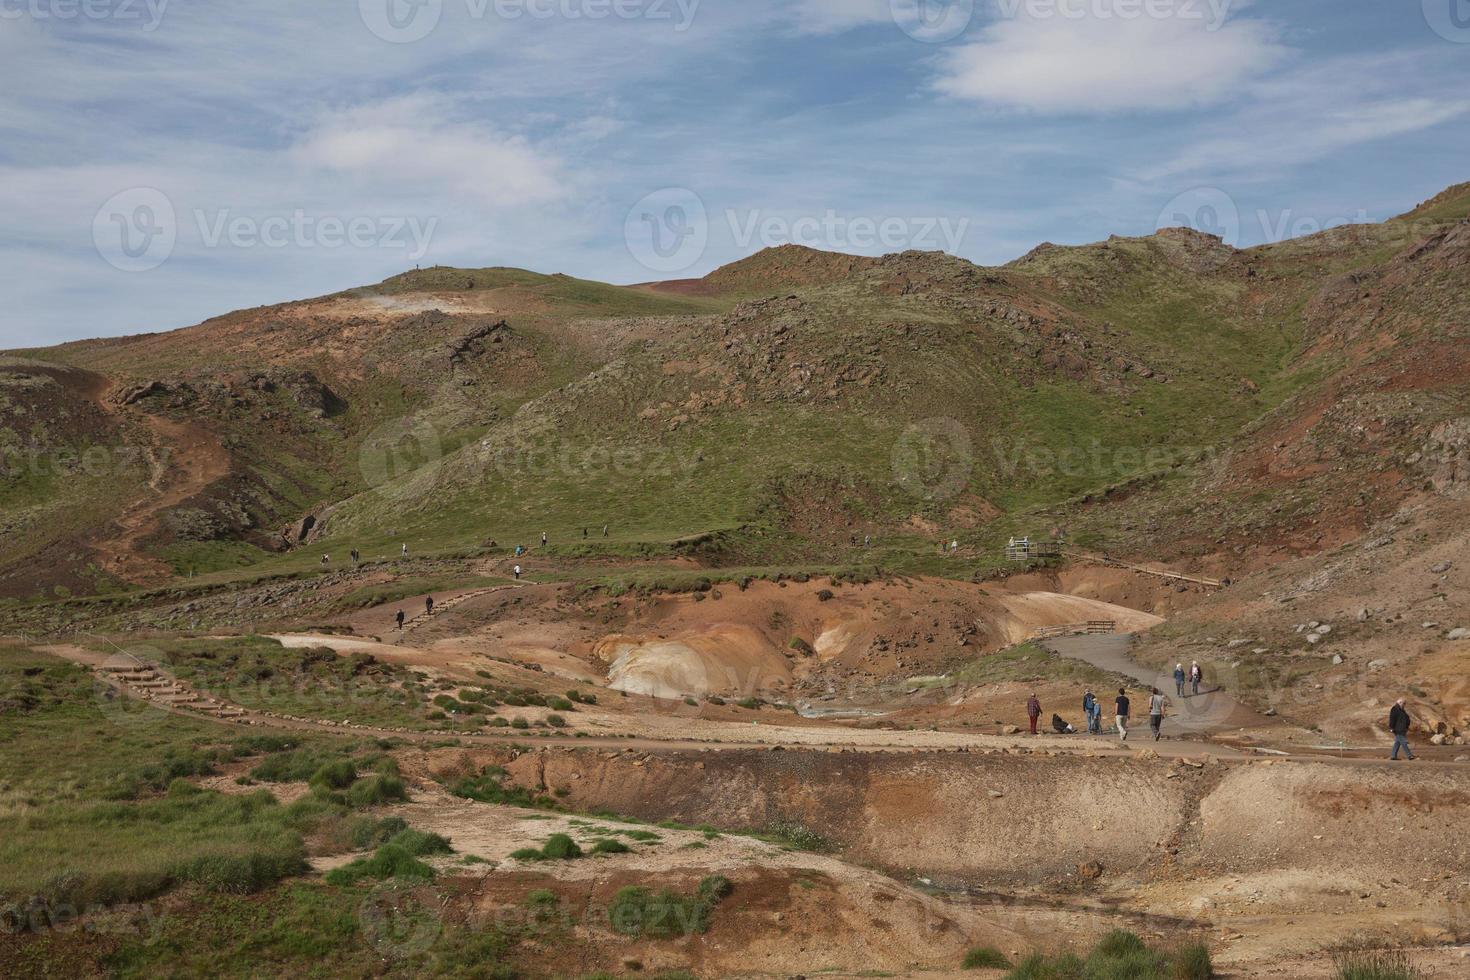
3, 0, 1469, 348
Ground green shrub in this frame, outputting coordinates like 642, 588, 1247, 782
1170, 942, 1213, 980
345, 774, 407, 807
964, 946, 1012, 969
385, 828, 453, 857
173, 848, 307, 894
508, 847, 545, 862
1005, 952, 1085, 979
308, 759, 357, 791
1333, 949, 1424, 980
511, 718, 530, 730
1093, 930, 1148, 959
344, 815, 408, 849
547, 714, 568, 728
608, 877, 732, 938
324, 843, 434, 886
541, 833, 582, 860
591, 838, 630, 855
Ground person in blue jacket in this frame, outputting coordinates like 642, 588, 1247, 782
1082, 689, 1099, 734
1173, 663, 1186, 697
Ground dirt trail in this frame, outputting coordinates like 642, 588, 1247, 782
1042, 634, 1270, 733
90, 395, 232, 583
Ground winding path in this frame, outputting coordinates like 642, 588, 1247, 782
1041, 634, 1269, 734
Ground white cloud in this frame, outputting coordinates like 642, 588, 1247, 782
786, 0, 893, 34
292, 96, 567, 209
934, 4, 1287, 113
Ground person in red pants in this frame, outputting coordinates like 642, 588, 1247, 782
1026, 693, 1042, 735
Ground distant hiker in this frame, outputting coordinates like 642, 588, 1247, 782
395, 610, 405, 630
1174, 663, 1186, 697
513, 564, 522, 581
1189, 661, 1203, 696
350, 548, 360, 565
1026, 693, 1042, 735
515, 544, 524, 557
541, 531, 548, 546
426, 596, 435, 615
602, 524, 609, 537
864, 534, 871, 548
583, 527, 589, 538
1083, 689, 1100, 735
1115, 688, 1131, 741
321, 554, 331, 566
1388, 698, 1415, 761
1149, 688, 1166, 741
401, 543, 409, 558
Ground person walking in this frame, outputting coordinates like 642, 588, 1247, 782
1388, 698, 1416, 760
602, 524, 608, 537
1189, 661, 1203, 696
1173, 663, 1186, 698
425, 596, 434, 616
401, 543, 409, 558
1026, 693, 1042, 735
1149, 688, 1166, 741
1115, 688, 1131, 741
1082, 689, 1098, 735
541, 531, 548, 547
395, 609, 405, 630
513, 564, 522, 581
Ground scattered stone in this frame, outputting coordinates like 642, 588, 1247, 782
1449, 628, 1470, 641
1077, 861, 1103, 880
1368, 659, 1389, 671
1135, 748, 1161, 761
1431, 561, 1453, 574
1331, 654, 1345, 665
987, 789, 1004, 799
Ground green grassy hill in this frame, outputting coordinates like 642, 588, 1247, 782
4, 183, 1469, 600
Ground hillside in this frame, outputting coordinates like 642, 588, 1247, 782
3, 184, 1469, 603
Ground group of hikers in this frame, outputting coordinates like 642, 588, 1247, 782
1027, 686, 1172, 742
1025, 662, 1211, 742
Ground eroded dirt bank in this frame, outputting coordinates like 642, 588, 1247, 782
415, 745, 1470, 962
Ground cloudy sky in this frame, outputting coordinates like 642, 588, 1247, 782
3, 0, 1469, 347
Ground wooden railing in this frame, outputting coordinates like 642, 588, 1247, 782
1031, 620, 1117, 640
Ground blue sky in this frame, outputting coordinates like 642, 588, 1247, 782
3, 0, 1469, 347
